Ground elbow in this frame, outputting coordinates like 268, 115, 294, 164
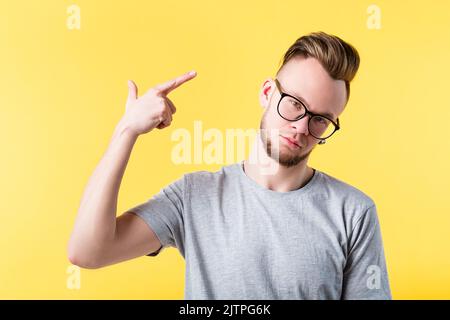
67, 242, 103, 269
68, 252, 102, 269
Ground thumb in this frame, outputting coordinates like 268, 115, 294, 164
127, 80, 138, 102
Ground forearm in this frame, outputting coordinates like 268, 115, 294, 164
68, 119, 138, 265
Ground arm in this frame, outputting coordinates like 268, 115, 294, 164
67, 120, 161, 269
67, 70, 197, 268
341, 204, 392, 299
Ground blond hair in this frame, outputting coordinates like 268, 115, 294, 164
276, 31, 360, 104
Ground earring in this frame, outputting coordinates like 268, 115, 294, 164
318, 139, 326, 145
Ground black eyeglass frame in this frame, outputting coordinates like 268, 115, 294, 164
274, 78, 340, 140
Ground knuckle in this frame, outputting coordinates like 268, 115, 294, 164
159, 99, 168, 108
154, 97, 163, 105
157, 105, 166, 114
156, 111, 164, 119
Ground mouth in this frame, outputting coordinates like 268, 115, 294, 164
280, 135, 301, 148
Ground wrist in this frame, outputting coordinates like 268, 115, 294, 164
114, 118, 139, 140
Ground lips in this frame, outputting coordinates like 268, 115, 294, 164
281, 135, 301, 148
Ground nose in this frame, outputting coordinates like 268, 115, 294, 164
290, 114, 310, 135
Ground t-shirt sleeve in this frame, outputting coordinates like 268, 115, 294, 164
341, 204, 392, 299
126, 174, 186, 257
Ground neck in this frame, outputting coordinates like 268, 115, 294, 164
243, 137, 314, 192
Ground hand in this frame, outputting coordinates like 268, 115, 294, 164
120, 70, 197, 136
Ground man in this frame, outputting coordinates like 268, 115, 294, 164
68, 31, 392, 299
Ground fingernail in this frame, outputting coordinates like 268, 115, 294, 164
189, 70, 197, 76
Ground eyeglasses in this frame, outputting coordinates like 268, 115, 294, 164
274, 78, 340, 140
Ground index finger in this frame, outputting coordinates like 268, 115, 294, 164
154, 70, 197, 96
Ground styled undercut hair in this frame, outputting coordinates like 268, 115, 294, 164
276, 31, 360, 105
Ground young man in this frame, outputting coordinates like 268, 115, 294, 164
68, 31, 392, 300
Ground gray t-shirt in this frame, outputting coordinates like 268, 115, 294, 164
128, 161, 391, 300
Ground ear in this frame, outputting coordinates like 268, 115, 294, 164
259, 78, 274, 109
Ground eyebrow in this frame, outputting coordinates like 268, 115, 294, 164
276, 79, 336, 121
288, 91, 336, 121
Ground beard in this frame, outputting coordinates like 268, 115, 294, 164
259, 112, 313, 168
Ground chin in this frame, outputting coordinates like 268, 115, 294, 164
278, 146, 311, 167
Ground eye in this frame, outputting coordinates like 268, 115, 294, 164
290, 100, 302, 109
314, 116, 328, 124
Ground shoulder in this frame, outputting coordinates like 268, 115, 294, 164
315, 170, 380, 235
316, 170, 376, 210
183, 163, 237, 188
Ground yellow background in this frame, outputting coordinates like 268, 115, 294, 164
1, 0, 449, 299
